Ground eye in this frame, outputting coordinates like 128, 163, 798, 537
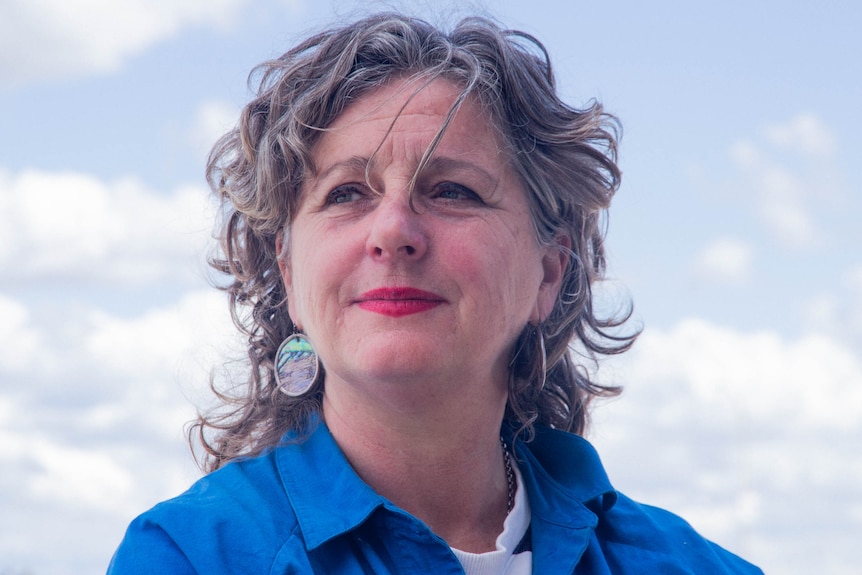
326, 184, 365, 205
433, 182, 482, 203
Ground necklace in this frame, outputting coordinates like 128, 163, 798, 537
501, 436, 515, 513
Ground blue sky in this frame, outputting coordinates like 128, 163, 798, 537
1, 1, 860, 573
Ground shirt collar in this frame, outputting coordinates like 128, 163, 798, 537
508, 425, 618, 571
275, 420, 387, 550
277, 419, 617, 553
510, 425, 617, 513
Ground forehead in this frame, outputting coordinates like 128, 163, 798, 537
315, 77, 507, 161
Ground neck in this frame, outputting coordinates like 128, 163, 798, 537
322, 378, 510, 552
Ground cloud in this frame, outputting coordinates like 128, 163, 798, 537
0, 0, 250, 89
590, 318, 862, 574
0, 287, 238, 408
692, 237, 754, 284
728, 114, 841, 249
189, 100, 240, 159
728, 139, 762, 170
764, 113, 837, 158
0, 285, 238, 440
0, 160, 242, 572
0, 419, 199, 575
757, 163, 819, 246
0, 295, 41, 371
1, 431, 134, 513
804, 262, 862, 345
84, 289, 239, 390
0, 168, 215, 286
603, 318, 862, 430
0, 288, 239, 574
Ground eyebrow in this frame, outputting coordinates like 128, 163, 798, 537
312, 156, 372, 183
417, 157, 499, 190
310, 154, 500, 192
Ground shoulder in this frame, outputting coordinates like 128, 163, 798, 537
595, 492, 763, 574
518, 428, 762, 574
108, 451, 308, 575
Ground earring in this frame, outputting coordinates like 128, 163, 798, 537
535, 326, 547, 394
274, 333, 319, 397
508, 324, 547, 394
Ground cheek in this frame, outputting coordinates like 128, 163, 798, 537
497, 234, 547, 312
282, 233, 315, 329
454, 231, 542, 315
286, 234, 357, 333
282, 262, 303, 329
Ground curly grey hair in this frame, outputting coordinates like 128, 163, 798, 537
193, 12, 638, 472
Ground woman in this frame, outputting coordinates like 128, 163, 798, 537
109, 13, 762, 574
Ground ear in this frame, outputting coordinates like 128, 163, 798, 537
276, 232, 302, 330
530, 234, 570, 324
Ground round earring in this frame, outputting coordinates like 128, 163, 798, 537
274, 333, 319, 397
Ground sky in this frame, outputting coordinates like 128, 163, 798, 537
0, 0, 860, 573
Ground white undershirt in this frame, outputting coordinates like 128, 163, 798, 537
450, 463, 532, 575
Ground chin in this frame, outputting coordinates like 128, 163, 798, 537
360, 353, 437, 382
323, 328, 476, 385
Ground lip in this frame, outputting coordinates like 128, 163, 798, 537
355, 287, 446, 317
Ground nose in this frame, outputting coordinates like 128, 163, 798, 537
366, 194, 428, 261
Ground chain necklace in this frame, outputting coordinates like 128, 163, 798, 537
501, 437, 515, 513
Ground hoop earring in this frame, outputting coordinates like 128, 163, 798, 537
508, 324, 547, 395
535, 325, 547, 394
274, 333, 319, 397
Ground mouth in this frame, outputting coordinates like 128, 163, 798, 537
355, 287, 446, 317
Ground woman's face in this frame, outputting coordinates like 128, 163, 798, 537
280, 77, 565, 399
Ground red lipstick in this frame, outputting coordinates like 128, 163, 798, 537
356, 287, 445, 317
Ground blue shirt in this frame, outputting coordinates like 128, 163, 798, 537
108, 423, 762, 574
